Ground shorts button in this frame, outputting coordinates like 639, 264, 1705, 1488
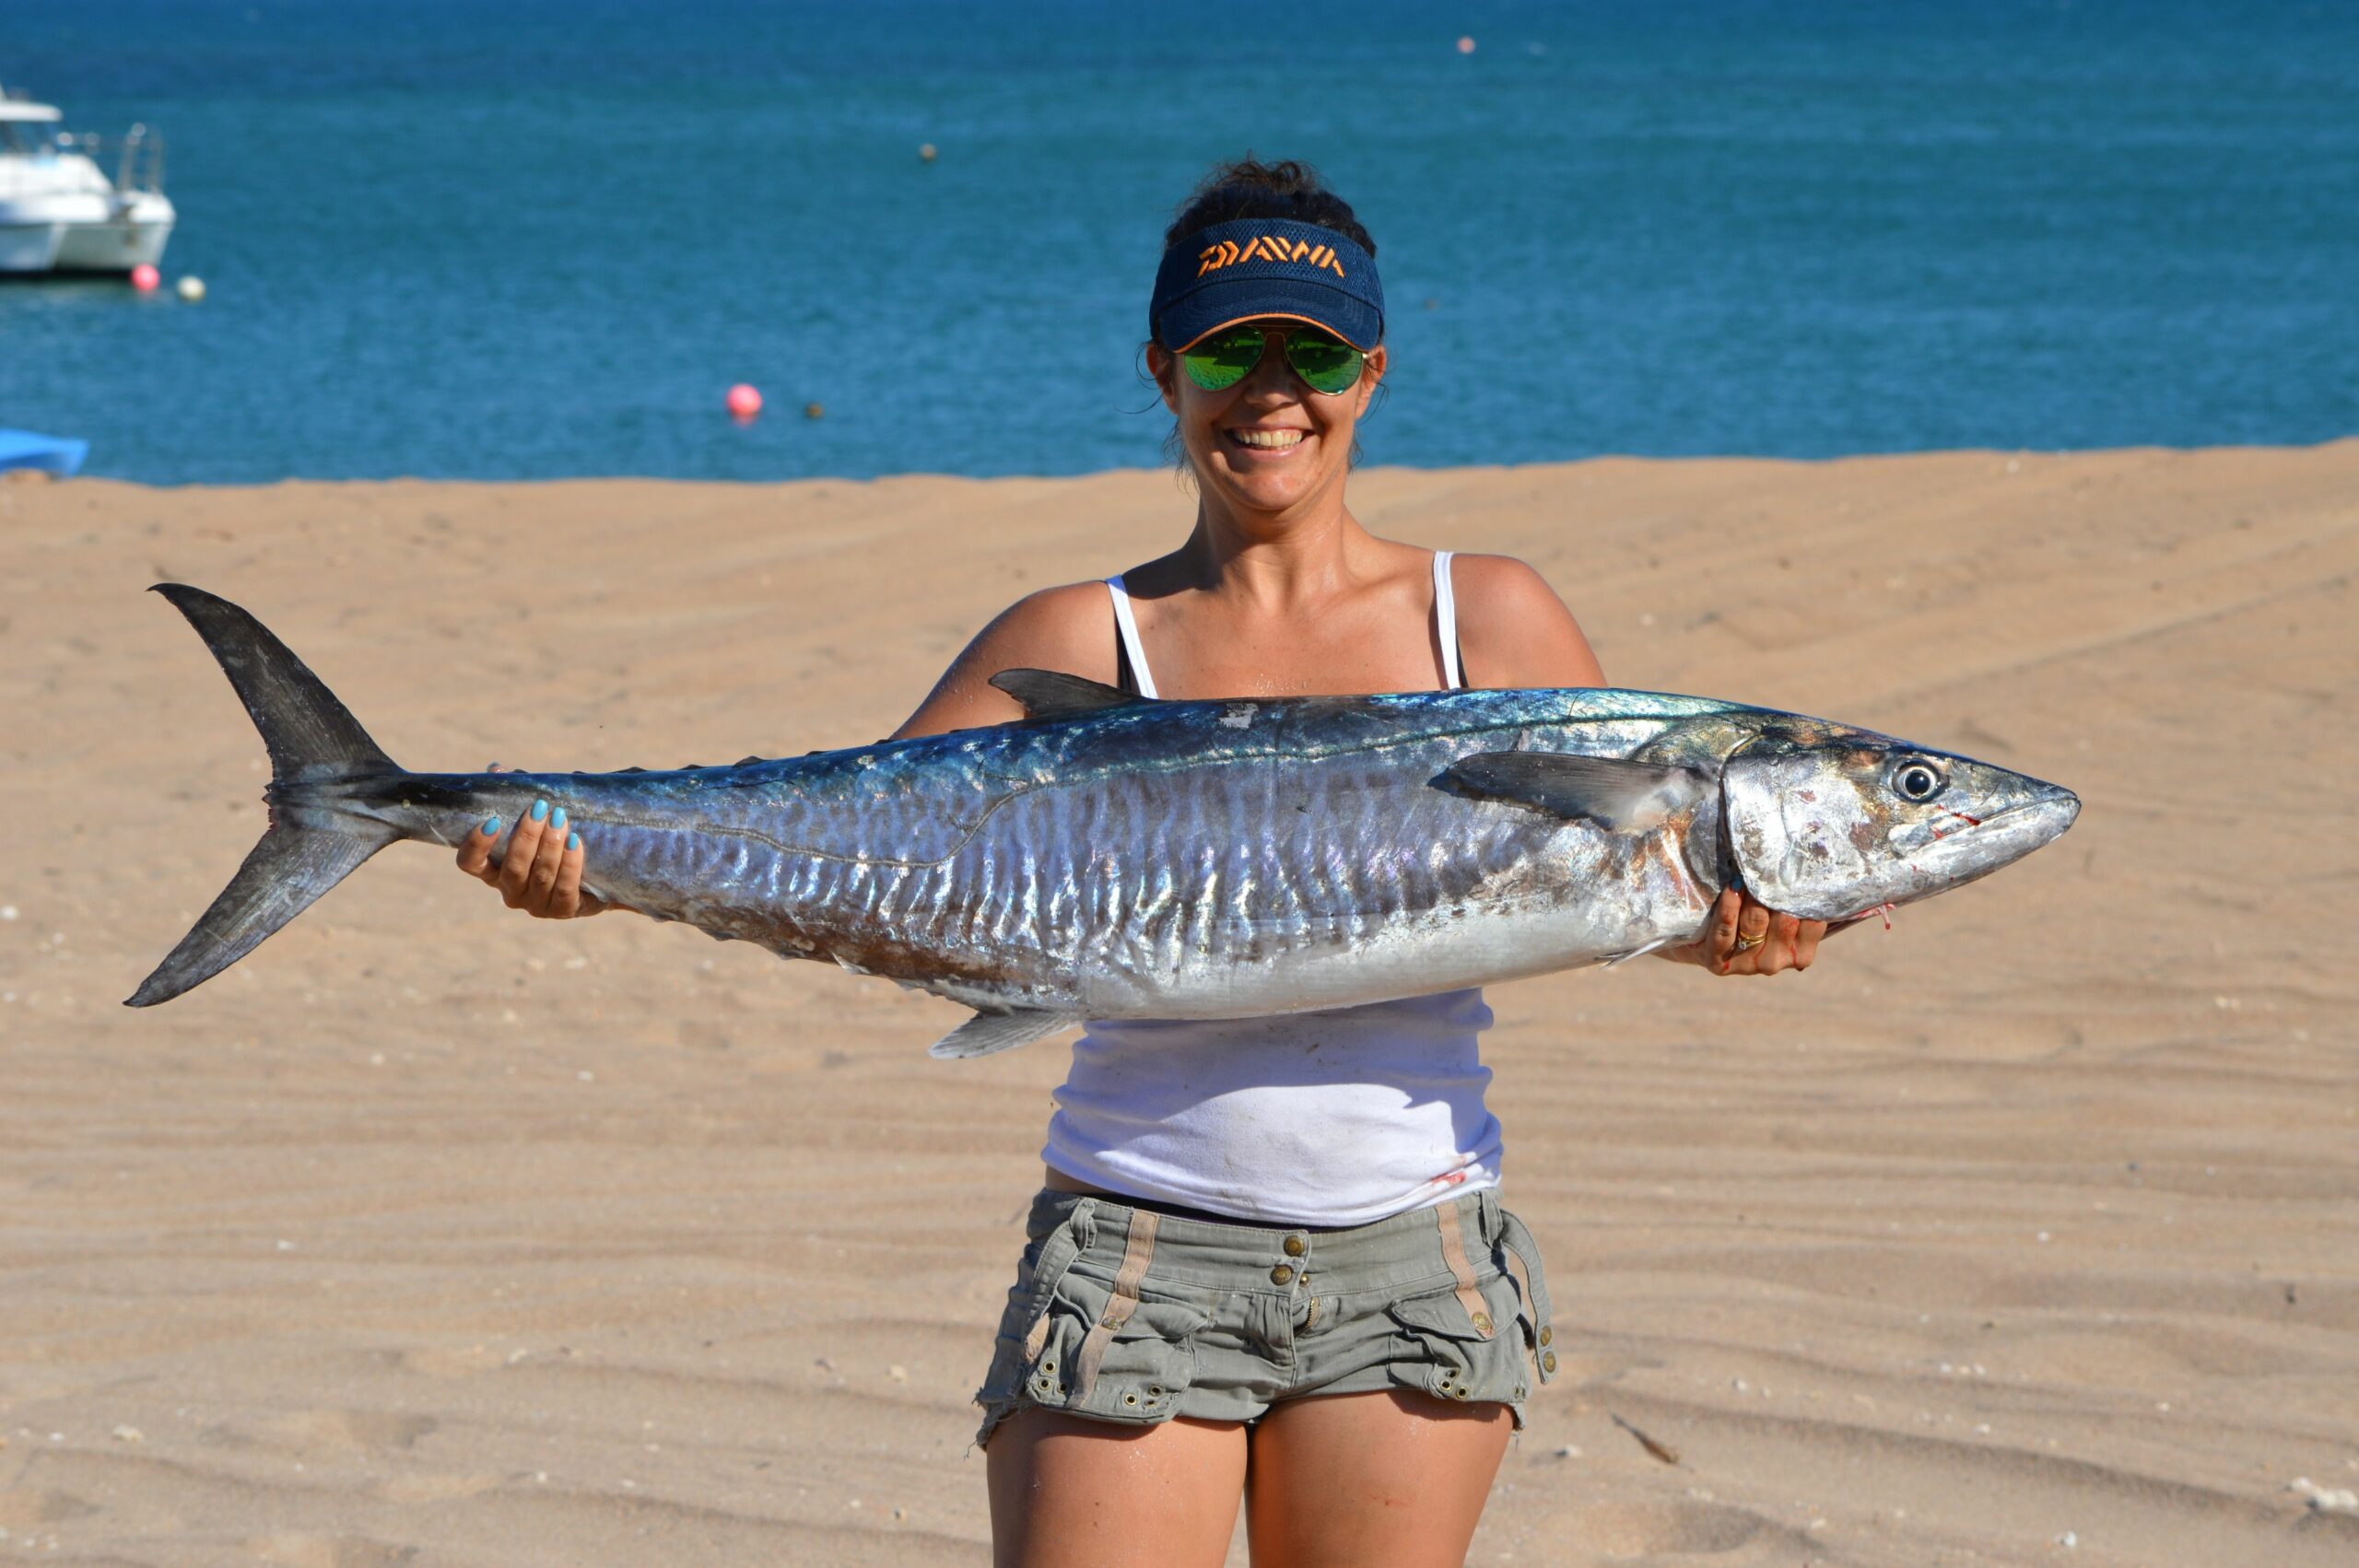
1542, 1350, 1558, 1375
1537, 1325, 1553, 1347
1269, 1263, 1295, 1285
1471, 1311, 1493, 1334
1282, 1235, 1308, 1257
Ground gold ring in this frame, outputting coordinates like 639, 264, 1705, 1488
1731, 930, 1767, 953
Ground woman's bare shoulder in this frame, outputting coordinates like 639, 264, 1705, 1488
1449, 553, 1608, 688
889, 579, 1123, 740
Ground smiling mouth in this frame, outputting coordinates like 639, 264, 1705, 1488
1226, 428, 1307, 451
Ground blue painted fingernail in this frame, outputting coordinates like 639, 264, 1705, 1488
567, 831, 581, 851
551, 807, 567, 830
530, 799, 548, 821
480, 814, 500, 836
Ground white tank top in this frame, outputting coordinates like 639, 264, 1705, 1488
1041, 552, 1505, 1226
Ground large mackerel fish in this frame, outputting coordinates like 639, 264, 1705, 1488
132, 585, 2080, 1055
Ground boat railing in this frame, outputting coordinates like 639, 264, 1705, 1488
55, 123, 166, 194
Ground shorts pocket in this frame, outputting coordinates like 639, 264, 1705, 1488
1025, 1266, 1213, 1425
1384, 1272, 1531, 1408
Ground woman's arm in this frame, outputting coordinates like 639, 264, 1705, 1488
888, 582, 1121, 741
1449, 553, 1827, 978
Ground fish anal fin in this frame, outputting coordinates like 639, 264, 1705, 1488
928, 1007, 1078, 1060
1442, 752, 1708, 831
990, 669, 1142, 721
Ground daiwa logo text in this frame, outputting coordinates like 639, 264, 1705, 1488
1197, 236, 1349, 277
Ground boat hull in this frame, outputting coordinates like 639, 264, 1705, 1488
0, 193, 173, 274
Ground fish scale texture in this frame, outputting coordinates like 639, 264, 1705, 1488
346, 688, 1757, 1020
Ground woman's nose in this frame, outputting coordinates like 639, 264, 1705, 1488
1238, 333, 1299, 397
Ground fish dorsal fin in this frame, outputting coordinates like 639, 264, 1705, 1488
927, 1007, 1080, 1060
1442, 751, 1708, 831
990, 668, 1144, 721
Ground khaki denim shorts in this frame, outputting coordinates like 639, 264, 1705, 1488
974, 1187, 1557, 1448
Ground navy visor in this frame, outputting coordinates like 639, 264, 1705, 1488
1149, 218, 1384, 353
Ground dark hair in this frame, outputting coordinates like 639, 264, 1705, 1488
1153, 157, 1381, 479
1163, 157, 1378, 257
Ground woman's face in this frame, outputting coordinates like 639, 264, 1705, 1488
1149, 322, 1387, 519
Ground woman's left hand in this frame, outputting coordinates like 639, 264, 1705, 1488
1677, 888, 1830, 977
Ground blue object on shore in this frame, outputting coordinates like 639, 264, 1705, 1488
0, 429, 88, 477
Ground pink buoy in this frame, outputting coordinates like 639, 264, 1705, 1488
1457, 35, 1475, 53
725, 383, 762, 420
130, 263, 161, 291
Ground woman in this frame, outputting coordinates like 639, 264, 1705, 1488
458, 159, 1827, 1567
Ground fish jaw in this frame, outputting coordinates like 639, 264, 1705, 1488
1723, 739, 2080, 922
1840, 784, 2079, 919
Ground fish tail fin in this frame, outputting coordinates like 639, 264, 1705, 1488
127, 585, 405, 1007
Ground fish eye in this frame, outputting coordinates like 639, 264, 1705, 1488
1891, 758, 1946, 803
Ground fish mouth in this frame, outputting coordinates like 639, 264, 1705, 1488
1828, 784, 2081, 924
1905, 785, 2080, 899
1986, 785, 2082, 843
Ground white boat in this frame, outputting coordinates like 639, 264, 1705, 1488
0, 90, 174, 275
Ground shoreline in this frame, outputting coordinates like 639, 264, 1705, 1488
4, 442, 2355, 1564
21, 432, 2358, 495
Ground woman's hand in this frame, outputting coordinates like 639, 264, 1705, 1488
1668, 888, 1831, 977
454, 767, 610, 919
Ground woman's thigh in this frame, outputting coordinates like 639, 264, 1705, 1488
987, 1409, 1248, 1568
1245, 1389, 1512, 1568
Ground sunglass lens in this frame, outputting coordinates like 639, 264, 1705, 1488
1181, 329, 1264, 392
1285, 333, 1363, 394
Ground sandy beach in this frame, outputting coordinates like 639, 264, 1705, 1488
3, 444, 2354, 1566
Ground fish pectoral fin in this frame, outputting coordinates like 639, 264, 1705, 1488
927, 1007, 1080, 1060
1441, 751, 1709, 830
990, 669, 1144, 720
1602, 935, 1681, 967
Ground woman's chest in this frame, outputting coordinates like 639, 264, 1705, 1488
1134, 595, 1450, 698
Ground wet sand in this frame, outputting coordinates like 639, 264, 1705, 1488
2, 444, 2354, 1565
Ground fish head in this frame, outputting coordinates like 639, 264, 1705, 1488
1720, 731, 2079, 921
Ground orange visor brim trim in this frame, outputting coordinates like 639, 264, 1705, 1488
1171, 312, 1379, 355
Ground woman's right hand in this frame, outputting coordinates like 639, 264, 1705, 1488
455, 768, 609, 918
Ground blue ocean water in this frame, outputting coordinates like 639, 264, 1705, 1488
6, 0, 2354, 484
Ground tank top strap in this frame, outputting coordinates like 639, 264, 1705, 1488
1432, 550, 1464, 690
1106, 576, 1160, 699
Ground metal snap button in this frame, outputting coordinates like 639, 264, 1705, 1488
1269, 1263, 1295, 1285
1282, 1235, 1307, 1257
1541, 1351, 1558, 1375
1471, 1311, 1493, 1334
1537, 1326, 1552, 1348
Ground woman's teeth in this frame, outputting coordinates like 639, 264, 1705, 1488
1229, 429, 1305, 450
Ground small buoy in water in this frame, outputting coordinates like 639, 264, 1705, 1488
725, 383, 763, 419
130, 263, 160, 291
918, 143, 937, 162
804, 402, 825, 420
176, 275, 206, 302
1457, 35, 1476, 53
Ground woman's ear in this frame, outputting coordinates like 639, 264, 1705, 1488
1356, 344, 1387, 415
1145, 342, 1182, 415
